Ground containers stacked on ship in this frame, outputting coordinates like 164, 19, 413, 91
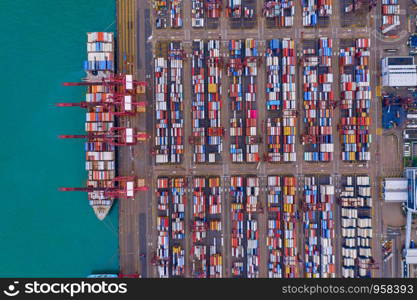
340, 175, 373, 278
302, 176, 335, 278
265, 39, 297, 163
155, 47, 169, 164
244, 39, 260, 163
267, 176, 283, 277
246, 176, 259, 277
228, 40, 245, 162
302, 38, 334, 162
302, 0, 332, 27
381, 0, 400, 34
191, 176, 223, 278
230, 176, 246, 277
263, 1, 295, 27
84, 32, 116, 219
155, 1, 169, 29
170, 177, 186, 277
339, 39, 371, 162
192, 0, 205, 28
85, 32, 114, 80
156, 177, 170, 277
170, 0, 183, 28
282, 176, 298, 277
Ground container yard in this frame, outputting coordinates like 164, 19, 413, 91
265, 39, 297, 163
154, 41, 184, 164
263, 0, 295, 28
110, 0, 390, 278
266, 175, 298, 278
154, 1, 183, 29
191, 176, 223, 278
302, 175, 335, 278
302, 0, 332, 27
338, 39, 372, 162
192, 0, 205, 28
227, 0, 257, 29
339, 175, 373, 278
381, 0, 400, 35
230, 176, 260, 277
228, 39, 260, 163
155, 177, 186, 277
191, 40, 223, 163
301, 38, 334, 162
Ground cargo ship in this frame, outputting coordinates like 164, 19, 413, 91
84, 32, 116, 220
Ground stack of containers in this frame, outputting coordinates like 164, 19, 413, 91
155, 54, 169, 164
340, 176, 373, 278
210, 244, 223, 278
168, 42, 184, 163
170, 0, 183, 28
263, 1, 295, 27
157, 216, 170, 278
303, 176, 320, 278
318, 0, 332, 16
171, 177, 186, 277
192, 245, 207, 278
207, 176, 223, 278
246, 177, 259, 277
227, 0, 242, 18
282, 39, 297, 162
244, 39, 260, 163
191, 40, 206, 163
156, 177, 170, 278
85, 32, 114, 73
302, 0, 317, 27
155, 1, 168, 29
283, 176, 298, 277
192, 177, 207, 256
381, 0, 400, 33
172, 245, 185, 276
228, 40, 245, 162
339, 39, 372, 161
206, 0, 221, 18
207, 40, 223, 163
303, 176, 335, 278
267, 176, 283, 278
354, 39, 371, 161
230, 176, 245, 276
302, 38, 334, 162
319, 184, 335, 278
247, 217, 259, 278
191, 0, 205, 28
266, 39, 281, 111
265, 39, 282, 162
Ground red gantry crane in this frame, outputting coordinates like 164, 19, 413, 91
63, 74, 147, 93
56, 94, 147, 116
59, 127, 149, 146
59, 176, 148, 200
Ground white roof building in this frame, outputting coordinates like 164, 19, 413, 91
382, 57, 417, 87
383, 178, 409, 202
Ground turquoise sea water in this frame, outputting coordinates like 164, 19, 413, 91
0, 0, 118, 277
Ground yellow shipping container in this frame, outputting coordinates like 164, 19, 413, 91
208, 83, 217, 93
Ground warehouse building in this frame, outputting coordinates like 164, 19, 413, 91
382, 57, 417, 87
383, 178, 408, 202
